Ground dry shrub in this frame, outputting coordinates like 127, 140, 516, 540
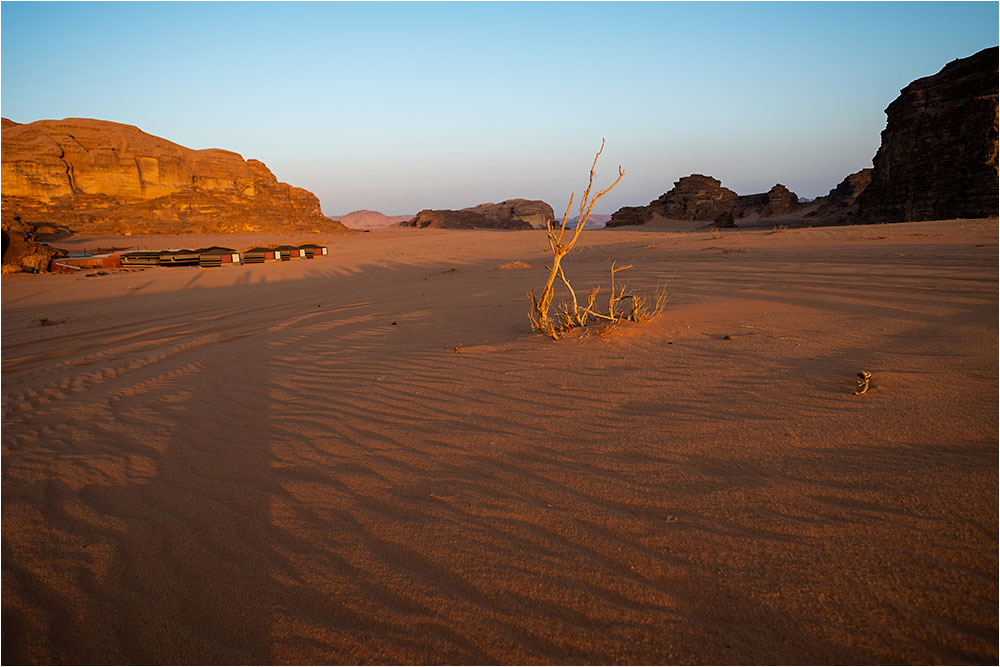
498, 261, 532, 270
528, 140, 667, 339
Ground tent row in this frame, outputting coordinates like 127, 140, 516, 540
119, 244, 328, 269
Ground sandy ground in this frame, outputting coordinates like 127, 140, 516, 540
2, 219, 997, 664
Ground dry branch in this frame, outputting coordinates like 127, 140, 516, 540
528, 141, 665, 339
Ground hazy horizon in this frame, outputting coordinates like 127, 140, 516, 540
2, 1, 997, 216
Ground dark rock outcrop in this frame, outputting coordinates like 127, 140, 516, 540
1, 117, 346, 235
653, 174, 740, 221
733, 184, 800, 219
404, 198, 552, 229
856, 47, 999, 222
2, 215, 65, 273
806, 169, 873, 219
607, 174, 801, 227
607, 206, 653, 228
405, 209, 501, 229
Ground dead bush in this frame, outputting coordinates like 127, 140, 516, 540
528, 140, 667, 339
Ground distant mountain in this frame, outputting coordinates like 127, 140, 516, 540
567, 214, 612, 228
330, 210, 412, 229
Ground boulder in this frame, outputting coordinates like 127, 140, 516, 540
1, 117, 346, 235
714, 211, 735, 228
856, 46, 999, 222
2, 215, 64, 273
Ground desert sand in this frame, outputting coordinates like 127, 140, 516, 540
2, 219, 997, 664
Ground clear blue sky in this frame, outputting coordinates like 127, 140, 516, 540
2, 2, 997, 215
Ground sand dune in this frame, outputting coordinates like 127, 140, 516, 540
2, 220, 997, 664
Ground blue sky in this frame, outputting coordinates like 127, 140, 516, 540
2, 2, 997, 215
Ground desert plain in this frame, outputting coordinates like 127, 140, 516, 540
1, 218, 997, 664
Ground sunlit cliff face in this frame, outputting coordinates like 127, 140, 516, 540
1, 117, 338, 235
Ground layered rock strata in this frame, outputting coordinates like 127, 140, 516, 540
856, 46, 999, 222
1, 117, 345, 235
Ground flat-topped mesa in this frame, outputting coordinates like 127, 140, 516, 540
856, 46, 999, 222
404, 198, 554, 229
607, 174, 801, 227
1, 117, 346, 235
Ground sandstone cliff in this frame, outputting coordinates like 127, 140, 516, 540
404, 199, 553, 230
856, 47, 999, 222
607, 175, 800, 227
1, 117, 346, 235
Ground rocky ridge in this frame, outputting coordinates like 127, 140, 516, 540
607, 175, 800, 227
608, 46, 998, 229
404, 199, 554, 229
1, 117, 345, 235
856, 46, 999, 222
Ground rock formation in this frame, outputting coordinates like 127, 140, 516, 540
404, 198, 553, 230
856, 46, 999, 222
607, 206, 654, 228
607, 174, 800, 227
1, 117, 346, 235
405, 209, 532, 229
462, 199, 554, 229
805, 169, 873, 220
2, 215, 65, 273
732, 184, 800, 219
653, 174, 740, 221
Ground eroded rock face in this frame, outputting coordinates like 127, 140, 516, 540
606, 206, 652, 227
652, 174, 740, 221
462, 199, 554, 229
733, 184, 799, 218
806, 169, 873, 220
607, 175, 801, 227
404, 199, 551, 229
1, 117, 345, 235
856, 47, 999, 222
404, 209, 497, 229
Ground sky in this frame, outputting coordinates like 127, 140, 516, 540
2, 2, 997, 216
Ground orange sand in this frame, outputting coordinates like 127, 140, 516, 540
2, 220, 997, 664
